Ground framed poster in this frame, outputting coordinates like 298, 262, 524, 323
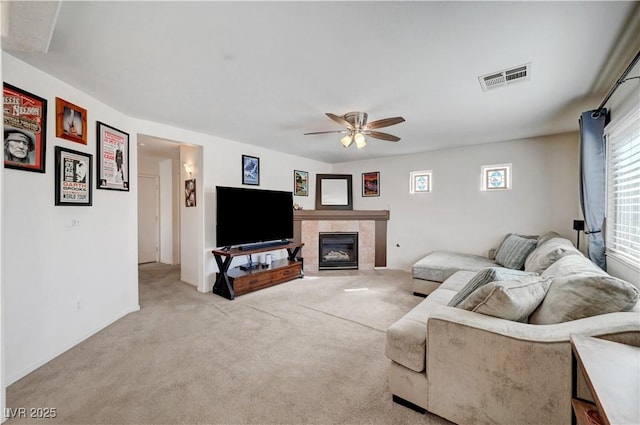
185, 179, 196, 207
242, 154, 259, 185
56, 97, 87, 144
362, 171, 380, 197
96, 121, 129, 191
294, 170, 308, 196
55, 146, 92, 206
3, 83, 47, 173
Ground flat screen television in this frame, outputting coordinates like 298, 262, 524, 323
216, 186, 294, 249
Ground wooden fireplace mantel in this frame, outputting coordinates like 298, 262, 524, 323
293, 210, 390, 268
293, 209, 390, 221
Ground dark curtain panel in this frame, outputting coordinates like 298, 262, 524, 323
579, 109, 607, 269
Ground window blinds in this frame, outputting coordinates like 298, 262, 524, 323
606, 103, 640, 268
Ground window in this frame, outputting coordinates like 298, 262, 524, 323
481, 163, 511, 191
605, 102, 640, 268
410, 170, 432, 193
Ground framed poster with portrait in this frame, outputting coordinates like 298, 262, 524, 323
56, 97, 87, 145
362, 171, 380, 197
185, 179, 196, 207
242, 154, 259, 185
96, 121, 130, 191
3, 83, 47, 173
294, 170, 308, 196
55, 146, 92, 206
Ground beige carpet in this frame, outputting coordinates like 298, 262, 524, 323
6, 264, 453, 425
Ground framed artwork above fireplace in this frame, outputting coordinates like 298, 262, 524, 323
315, 174, 353, 210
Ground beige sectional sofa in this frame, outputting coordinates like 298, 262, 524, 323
387, 233, 640, 425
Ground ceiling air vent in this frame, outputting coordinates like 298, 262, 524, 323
479, 63, 531, 91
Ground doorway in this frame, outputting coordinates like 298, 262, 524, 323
138, 175, 159, 264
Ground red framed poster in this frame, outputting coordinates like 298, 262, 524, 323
3, 83, 47, 173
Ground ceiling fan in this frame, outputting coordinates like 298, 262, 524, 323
304, 112, 405, 149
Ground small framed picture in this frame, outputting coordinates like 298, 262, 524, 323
55, 146, 93, 206
96, 121, 129, 191
185, 179, 196, 207
362, 171, 380, 197
56, 97, 88, 145
242, 154, 259, 185
294, 170, 309, 196
3, 83, 47, 173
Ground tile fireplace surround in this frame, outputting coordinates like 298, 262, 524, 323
293, 210, 390, 273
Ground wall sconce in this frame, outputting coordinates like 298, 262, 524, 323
573, 219, 585, 250
183, 163, 194, 176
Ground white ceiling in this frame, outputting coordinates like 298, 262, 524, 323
4, 1, 639, 164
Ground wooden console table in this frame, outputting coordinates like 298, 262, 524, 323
571, 334, 640, 425
212, 242, 304, 300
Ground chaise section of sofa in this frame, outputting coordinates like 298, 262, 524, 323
411, 251, 497, 296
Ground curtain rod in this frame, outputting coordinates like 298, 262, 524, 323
592, 49, 640, 117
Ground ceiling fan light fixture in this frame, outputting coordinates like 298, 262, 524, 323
355, 132, 366, 149
341, 134, 354, 147
304, 111, 404, 150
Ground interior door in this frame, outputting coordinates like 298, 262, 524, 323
138, 175, 159, 264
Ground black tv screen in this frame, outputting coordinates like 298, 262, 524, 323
216, 186, 294, 248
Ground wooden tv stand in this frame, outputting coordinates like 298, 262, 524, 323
211, 242, 304, 300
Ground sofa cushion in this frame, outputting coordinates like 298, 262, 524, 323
524, 237, 582, 273
447, 267, 535, 307
536, 230, 563, 247
530, 255, 640, 324
412, 251, 497, 283
457, 276, 552, 322
439, 270, 479, 292
494, 234, 538, 270
385, 289, 456, 372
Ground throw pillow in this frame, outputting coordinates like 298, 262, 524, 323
457, 276, 552, 322
530, 256, 640, 324
494, 233, 538, 258
495, 233, 538, 270
447, 267, 534, 307
524, 237, 582, 273
536, 231, 563, 247
541, 252, 606, 280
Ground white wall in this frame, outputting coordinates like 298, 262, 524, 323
159, 159, 173, 264
2, 54, 139, 385
179, 144, 203, 289
333, 133, 581, 270
172, 159, 181, 265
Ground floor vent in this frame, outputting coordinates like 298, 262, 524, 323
479, 63, 531, 91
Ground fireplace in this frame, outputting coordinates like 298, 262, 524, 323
318, 232, 358, 270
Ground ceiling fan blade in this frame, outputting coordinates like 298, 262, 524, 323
326, 113, 354, 130
304, 130, 348, 135
367, 131, 401, 142
365, 117, 405, 130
